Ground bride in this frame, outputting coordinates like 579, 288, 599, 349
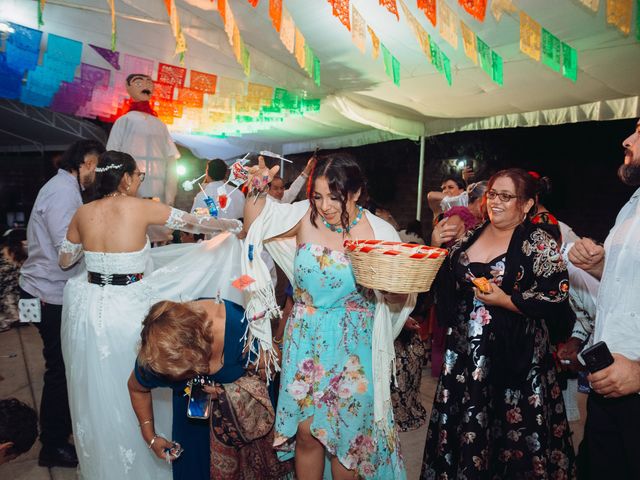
59, 151, 244, 479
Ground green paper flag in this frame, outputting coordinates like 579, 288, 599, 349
637, 0, 639, 42
241, 44, 250, 77
381, 44, 393, 78
477, 37, 492, 77
491, 51, 503, 86
442, 53, 452, 86
392, 55, 401, 86
430, 41, 443, 73
561, 42, 577, 82
541, 29, 562, 72
304, 45, 314, 77
313, 56, 321, 86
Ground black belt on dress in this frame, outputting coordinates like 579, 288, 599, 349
87, 272, 144, 286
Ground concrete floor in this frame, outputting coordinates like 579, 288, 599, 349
0, 325, 585, 480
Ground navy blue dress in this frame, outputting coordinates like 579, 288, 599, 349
134, 299, 246, 480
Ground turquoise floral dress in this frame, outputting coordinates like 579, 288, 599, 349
274, 243, 405, 479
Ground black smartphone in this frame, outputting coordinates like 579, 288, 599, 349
578, 341, 614, 373
186, 382, 211, 419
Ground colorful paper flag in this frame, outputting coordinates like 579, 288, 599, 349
491, 50, 503, 85
578, 0, 600, 11
241, 43, 251, 76
430, 41, 443, 72
294, 28, 306, 68
417, 0, 436, 26
330, 0, 351, 31
439, 1, 459, 48
392, 55, 401, 85
562, 42, 578, 82
38, 0, 46, 27
368, 26, 381, 59
381, 43, 393, 77
304, 45, 314, 76
190, 70, 217, 94
541, 29, 562, 72
247, 0, 259, 6
442, 52, 452, 85
153, 82, 175, 100
164, 0, 187, 61
107, 0, 117, 50
279, 8, 295, 53
313, 55, 321, 86
490, 0, 517, 22
158, 63, 187, 87
352, 5, 367, 53
379, 0, 400, 20
232, 275, 256, 290
476, 37, 492, 76
270, 0, 283, 32
398, 0, 431, 61
458, 0, 488, 22
460, 21, 478, 64
606, 0, 633, 35
177, 87, 204, 108
520, 11, 541, 61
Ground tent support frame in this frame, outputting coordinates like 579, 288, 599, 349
416, 135, 426, 221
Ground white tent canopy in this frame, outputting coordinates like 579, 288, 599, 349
1, 0, 639, 156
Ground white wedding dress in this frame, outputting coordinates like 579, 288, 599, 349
60, 210, 245, 480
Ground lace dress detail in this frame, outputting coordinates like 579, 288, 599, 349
165, 207, 242, 234
59, 238, 84, 269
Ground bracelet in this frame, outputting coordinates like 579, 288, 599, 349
139, 418, 154, 428
148, 434, 160, 449
273, 336, 283, 345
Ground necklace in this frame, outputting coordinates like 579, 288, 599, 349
321, 205, 363, 234
105, 191, 127, 198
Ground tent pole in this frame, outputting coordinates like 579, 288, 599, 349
280, 159, 285, 178
416, 135, 426, 221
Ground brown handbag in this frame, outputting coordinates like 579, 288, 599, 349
210, 373, 275, 449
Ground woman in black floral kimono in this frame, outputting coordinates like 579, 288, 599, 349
421, 169, 575, 480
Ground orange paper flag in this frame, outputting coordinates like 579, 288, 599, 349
232, 275, 256, 291
417, 0, 436, 26
379, 0, 400, 20
270, 0, 283, 32
458, 0, 488, 22
280, 8, 295, 53
606, 0, 632, 35
460, 21, 478, 64
367, 26, 381, 59
439, 0, 459, 48
330, 0, 351, 31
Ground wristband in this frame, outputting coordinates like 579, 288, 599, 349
148, 434, 161, 449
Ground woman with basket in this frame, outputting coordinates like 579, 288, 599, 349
420, 168, 576, 479
241, 153, 417, 480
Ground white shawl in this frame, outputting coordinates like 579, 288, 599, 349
242, 198, 416, 427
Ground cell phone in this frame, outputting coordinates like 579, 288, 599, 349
186, 382, 211, 419
578, 341, 614, 373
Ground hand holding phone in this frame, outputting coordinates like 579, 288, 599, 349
578, 341, 614, 373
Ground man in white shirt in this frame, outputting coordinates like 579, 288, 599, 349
190, 158, 245, 220
569, 119, 640, 479
20, 140, 104, 468
268, 156, 316, 204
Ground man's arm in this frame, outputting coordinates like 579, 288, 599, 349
568, 238, 605, 280
281, 173, 307, 204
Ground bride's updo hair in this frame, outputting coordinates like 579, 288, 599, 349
138, 301, 214, 380
95, 151, 137, 198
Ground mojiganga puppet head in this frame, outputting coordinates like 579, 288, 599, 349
126, 74, 154, 101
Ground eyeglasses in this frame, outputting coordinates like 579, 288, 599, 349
486, 190, 518, 202
135, 171, 146, 182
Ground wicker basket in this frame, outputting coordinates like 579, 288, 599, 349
344, 240, 448, 294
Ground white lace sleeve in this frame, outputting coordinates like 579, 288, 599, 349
59, 238, 84, 269
164, 207, 243, 235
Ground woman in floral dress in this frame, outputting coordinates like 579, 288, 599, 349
243, 153, 414, 480
421, 169, 575, 480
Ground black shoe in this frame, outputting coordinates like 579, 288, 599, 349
38, 442, 78, 468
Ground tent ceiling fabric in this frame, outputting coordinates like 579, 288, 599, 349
1, 0, 639, 156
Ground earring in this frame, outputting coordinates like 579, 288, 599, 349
126, 183, 131, 192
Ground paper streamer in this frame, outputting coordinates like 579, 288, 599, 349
476, 37, 492, 76
606, 0, 633, 35
398, 0, 431, 61
417, 0, 436, 26
330, 0, 351, 31
158, 63, 187, 87
294, 28, 306, 68
270, 0, 283, 32
164, 0, 187, 61
520, 11, 541, 61
442, 53, 452, 85
541, 29, 562, 72
460, 21, 478, 64
439, 1, 459, 48
379, 0, 400, 20
491, 0, 517, 22
491, 51, 503, 85
562, 42, 578, 82
279, 8, 295, 53
458, 0, 488, 22
314, 55, 321, 86
382, 43, 393, 77
352, 5, 367, 53
368, 26, 381, 59
578, 0, 600, 11
90, 44, 121, 70
190, 70, 217, 94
